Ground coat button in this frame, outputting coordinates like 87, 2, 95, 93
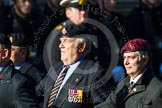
6, 80, 10, 83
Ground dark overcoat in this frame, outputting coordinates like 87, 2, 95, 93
0, 61, 40, 108
36, 57, 114, 108
94, 68, 162, 108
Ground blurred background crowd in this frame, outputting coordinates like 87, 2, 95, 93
0, 0, 162, 86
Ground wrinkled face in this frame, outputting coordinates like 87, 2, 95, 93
10, 46, 26, 65
59, 37, 79, 65
66, 7, 87, 25
123, 52, 146, 78
15, 0, 32, 15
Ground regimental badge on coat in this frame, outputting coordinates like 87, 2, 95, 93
68, 89, 83, 103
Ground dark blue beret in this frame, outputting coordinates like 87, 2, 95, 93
0, 33, 11, 47
59, 24, 99, 48
8, 33, 30, 47
121, 38, 151, 55
60, 24, 92, 37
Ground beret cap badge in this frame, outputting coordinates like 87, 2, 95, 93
9, 36, 13, 43
79, 0, 85, 5
128, 42, 135, 50
62, 27, 68, 35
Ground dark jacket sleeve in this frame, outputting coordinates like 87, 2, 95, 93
12, 74, 40, 108
93, 78, 126, 108
93, 92, 116, 108
90, 67, 116, 106
35, 75, 48, 97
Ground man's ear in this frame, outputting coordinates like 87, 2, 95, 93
2, 49, 9, 59
143, 56, 149, 65
78, 42, 86, 52
65, 9, 71, 18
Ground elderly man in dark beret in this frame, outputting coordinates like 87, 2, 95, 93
46, 0, 90, 68
94, 38, 162, 108
0, 33, 40, 108
36, 24, 113, 108
48, 0, 111, 71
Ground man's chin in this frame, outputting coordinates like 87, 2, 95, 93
126, 71, 132, 75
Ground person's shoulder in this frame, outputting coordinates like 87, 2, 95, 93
12, 68, 27, 82
21, 61, 46, 76
147, 77, 162, 97
21, 61, 39, 72
12, 69, 37, 91
115, 76, 129, 89
10, 69, 32, 89
151, 77, 162, 88
23, 61, 46, 78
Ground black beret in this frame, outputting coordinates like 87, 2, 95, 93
0, 33, 11, 47
8, 33, 30, 47
60, 24, 92, 37
59, 24, 99, 48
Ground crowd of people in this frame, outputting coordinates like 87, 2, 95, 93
0, 0, 162, 108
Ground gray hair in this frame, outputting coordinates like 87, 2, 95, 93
136, 51, 150, 61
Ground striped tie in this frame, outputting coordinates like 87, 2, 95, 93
47, 66, 69, 108
128, 81, 135, 94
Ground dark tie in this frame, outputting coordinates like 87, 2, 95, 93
47, 66, 69, 108
128, 81, 135, 94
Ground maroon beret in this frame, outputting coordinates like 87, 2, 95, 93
120, 38, 151, 55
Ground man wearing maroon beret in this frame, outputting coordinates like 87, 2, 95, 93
94, 38, 162, 108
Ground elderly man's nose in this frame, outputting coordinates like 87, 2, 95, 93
59, 42, 64, 48
124, 58, 129, 65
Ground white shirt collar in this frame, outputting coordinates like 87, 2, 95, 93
130, 73, 143, 84
55, 59, 82, 99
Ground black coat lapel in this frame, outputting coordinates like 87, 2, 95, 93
44, 62, 63, 108
44, 77, 55, 108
